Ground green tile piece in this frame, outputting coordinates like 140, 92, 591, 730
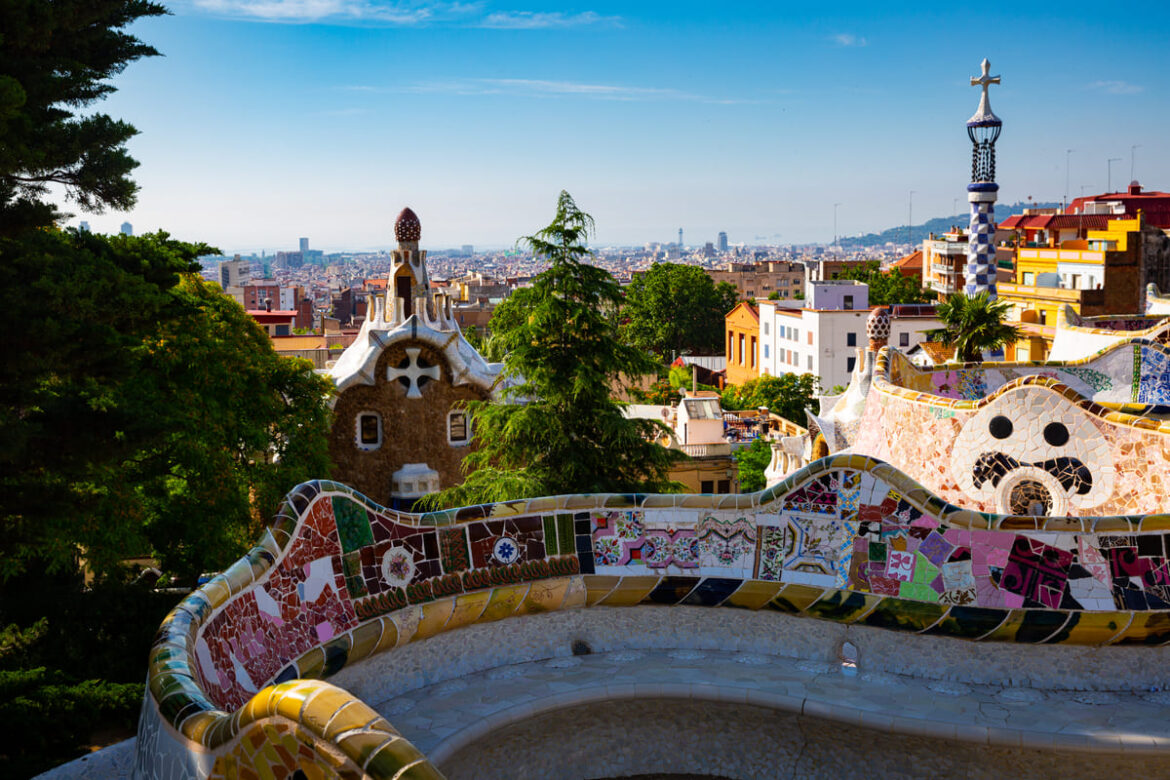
557, 513, 575, 556
542, 516, 558, 556
334, 496, 374, 554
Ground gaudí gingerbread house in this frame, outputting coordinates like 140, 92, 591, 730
326, 208, 506, 507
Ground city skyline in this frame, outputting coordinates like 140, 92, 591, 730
76, 1, 1169, 251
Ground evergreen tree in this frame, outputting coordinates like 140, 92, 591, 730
428, 191, 682, 507
928, 292, 1022, 363
621, 262, 739, 358
0, 0, 167, 232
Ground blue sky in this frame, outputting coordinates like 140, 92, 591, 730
83, 1, 1170, 251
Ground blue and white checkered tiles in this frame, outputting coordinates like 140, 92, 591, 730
965, 199, 996, 297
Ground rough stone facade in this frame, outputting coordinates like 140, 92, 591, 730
328, 338, 489, 505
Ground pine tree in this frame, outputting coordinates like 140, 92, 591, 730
430, 191, 682, 507
0, 0, 167, 232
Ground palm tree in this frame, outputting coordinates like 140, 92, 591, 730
928, 292, 1021, 363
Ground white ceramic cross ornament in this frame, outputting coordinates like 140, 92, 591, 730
970, 58, 1000, 115
386, 347, 440, 399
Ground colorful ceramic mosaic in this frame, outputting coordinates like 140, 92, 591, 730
849, 346, 1170, 517
139, 456, 1170, 778
1049, 304, 1170, 363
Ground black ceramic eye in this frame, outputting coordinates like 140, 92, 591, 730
1044, 422, 1069, 447
988, 415, 1013, 439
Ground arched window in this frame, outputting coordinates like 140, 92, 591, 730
355, 412, 382, 451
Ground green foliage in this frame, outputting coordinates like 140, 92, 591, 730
927, 292, 1022, 363
735, 437, 772, 493
427, 192, 683, 508
633, 378, 677, 405
0, 228, 334, 582
0, 0, 168, 231
721, 373, 818, 425
0, 574, 178, 776
836, 260, 931, 306
767, 290, 781, 300
621, 262, 739, 358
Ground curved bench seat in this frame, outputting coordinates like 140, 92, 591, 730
138, 456, 1170, 778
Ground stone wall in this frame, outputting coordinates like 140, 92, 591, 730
328, 338, 488, 504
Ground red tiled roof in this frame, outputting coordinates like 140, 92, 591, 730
891, 249, 922, 269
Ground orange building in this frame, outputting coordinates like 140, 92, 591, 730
724, 302, 760, 387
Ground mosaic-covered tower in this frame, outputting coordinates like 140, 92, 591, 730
964, 58, 1002, 298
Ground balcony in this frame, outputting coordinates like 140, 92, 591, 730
679, 442, 732, 458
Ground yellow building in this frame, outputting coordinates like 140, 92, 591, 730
724, 302, 759, 387
998, 216, 1143, 361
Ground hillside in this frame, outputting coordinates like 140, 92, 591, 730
838, 201, 1060, 249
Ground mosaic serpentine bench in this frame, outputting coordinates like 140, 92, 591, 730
1048, 304, 1170, 362
844, 343, 1170, 517
138, 455, 1170, 779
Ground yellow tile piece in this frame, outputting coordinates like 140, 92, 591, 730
721, 580, 783, 610
411, 599, 455, 641
769, 584, 826, 614
200, 578, 232, 610
323, 700, 371, 741
295, 647, 326, 680
272, 681, 321, 725
445, 590, 492, 629
1139, 515, 1170, 532
561, 576, 588, 609
180, 711, 221, 743
362, 737, 429, 776
583, 575, 621, 606
241, 686, 280, 725
477, 584, 530, 622
300, 687, 358, 734
371, 617, 400, 656
336, 731, 395, 768
515, 577, 571, 615
346, 621, 384, 663
1044, 611, 1130, 646
1110, 611, 1170, 645
596, 576, 661, 606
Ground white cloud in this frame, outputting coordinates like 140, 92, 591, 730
831, 33, 867, 47
1088, 80, 1143, 95
187, 1, 616, 27
478, 10, 619, 29
189, 0, 478, 24
392, 77, 757, 104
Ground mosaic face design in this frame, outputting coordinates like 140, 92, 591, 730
949, 386, 1113, 516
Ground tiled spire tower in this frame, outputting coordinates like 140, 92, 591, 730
965, 59, 1003, 298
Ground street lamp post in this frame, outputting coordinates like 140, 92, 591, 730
1065, 149, 1074, 208
833, 202, 841, 250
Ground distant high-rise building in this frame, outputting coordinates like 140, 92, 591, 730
300, 237, 309, 253
78, 221, 90, 232
717, 231, 728, 252
461, 244, 474, 256
678, 228, 684, 248
120, 221, 133, 236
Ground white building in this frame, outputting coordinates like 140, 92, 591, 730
757, 281, 941, 392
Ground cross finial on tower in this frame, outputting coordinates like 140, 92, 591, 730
968, 58, 1001, 125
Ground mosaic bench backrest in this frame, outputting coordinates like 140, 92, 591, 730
856, 348, 1170, 517
886, 340, 1170, 407
141, 458, 1170, 779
